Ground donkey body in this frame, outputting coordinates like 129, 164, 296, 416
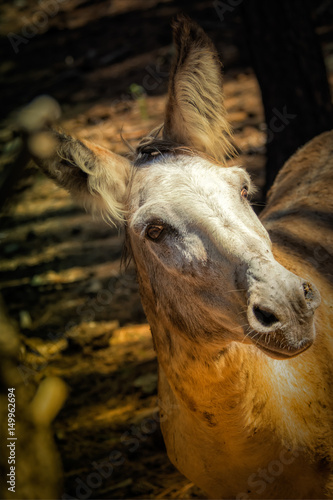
31, 17, 333, 499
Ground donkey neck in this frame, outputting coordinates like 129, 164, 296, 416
153, 317, 266, 427
135, 261, 265, 426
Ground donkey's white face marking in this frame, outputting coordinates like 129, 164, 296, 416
128, 154, 320, 358
130, 156, 267, 271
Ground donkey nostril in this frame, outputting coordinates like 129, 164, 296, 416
253, 306, 279, 328
303, 281, 315, 302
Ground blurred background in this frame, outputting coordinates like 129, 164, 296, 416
1, 1, 333, 499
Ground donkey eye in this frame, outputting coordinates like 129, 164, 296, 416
146, 224, 165, 241
241, 186, 249, 199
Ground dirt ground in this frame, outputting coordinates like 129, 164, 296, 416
1, 1, 333, 499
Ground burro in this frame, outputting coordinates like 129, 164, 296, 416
29, 15, 333, 500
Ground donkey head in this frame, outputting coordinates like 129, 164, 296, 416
32, 16, 320, 360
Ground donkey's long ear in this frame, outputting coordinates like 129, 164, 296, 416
164, 16, 235, 162
32, 131, 131, 225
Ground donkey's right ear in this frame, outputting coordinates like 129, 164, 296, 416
163, 15, 235, 163
31, 131, 131, 225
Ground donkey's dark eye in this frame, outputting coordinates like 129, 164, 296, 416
146, 224, 165, 241
241, 187, 249, 199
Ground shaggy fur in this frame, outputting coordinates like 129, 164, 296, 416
164, 15, 236, 162
34, 131, 131, 224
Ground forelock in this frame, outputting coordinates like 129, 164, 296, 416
134, 135, 194, 167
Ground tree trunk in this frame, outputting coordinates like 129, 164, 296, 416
240, 0, 333, 192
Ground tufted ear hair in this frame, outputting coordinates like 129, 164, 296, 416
163, 15, 235, 163
31, 130, 131, 225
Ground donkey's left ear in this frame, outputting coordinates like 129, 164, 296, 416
164, 15, 235, 162
31, 131, 131, 225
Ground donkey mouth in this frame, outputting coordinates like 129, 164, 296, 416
253, 337, 313, 360
248, 332, 314, 360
